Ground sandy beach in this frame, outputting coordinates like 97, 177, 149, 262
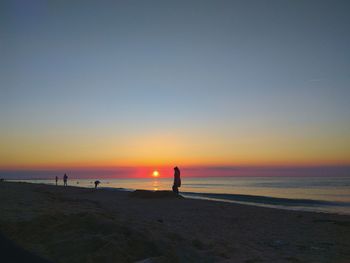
0, 182, 349, 263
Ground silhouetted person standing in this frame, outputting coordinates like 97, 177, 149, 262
172, 166, 181, 194
94, 180, 100, 189
55, 176, 58, 186
63, 174, 68, 187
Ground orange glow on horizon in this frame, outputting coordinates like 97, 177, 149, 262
1, 157, 350, 171
1, 125, 350, 171
1, 131, 350, 171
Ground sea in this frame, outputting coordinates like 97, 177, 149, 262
9, 176, 350, 215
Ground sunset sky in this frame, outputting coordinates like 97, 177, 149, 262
1, 1, 350, 177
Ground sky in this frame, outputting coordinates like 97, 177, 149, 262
1, 1, 350, 177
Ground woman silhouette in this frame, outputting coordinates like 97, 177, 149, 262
172, 166, 181, 194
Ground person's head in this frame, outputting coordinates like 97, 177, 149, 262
174, 166, 179, 171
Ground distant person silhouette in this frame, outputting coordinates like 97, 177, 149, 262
172, 166, 181, 194
55, 176, 58, 186
94, 180, 100, 189
63, 174, 68, 187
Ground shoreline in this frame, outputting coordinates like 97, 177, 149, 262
6, 179, 350, 216
1, 181, 350, 262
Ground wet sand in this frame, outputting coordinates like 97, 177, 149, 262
0, 181, 349, 263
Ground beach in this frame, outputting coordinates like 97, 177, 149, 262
0, 182, 349, 263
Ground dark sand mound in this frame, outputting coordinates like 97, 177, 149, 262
129, 190, 184, 199
0, 232, 51, 263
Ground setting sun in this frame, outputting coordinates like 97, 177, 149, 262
152, 170, 159, 177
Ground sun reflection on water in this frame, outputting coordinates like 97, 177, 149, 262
152, 179, 159, 191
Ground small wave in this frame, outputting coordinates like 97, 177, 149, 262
181, 192, 350, 208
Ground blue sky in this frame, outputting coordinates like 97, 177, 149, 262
1, 0, 350, 170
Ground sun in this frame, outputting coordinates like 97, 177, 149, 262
152, 170, 159, 177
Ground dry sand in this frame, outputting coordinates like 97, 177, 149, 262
0, 181, 349, 263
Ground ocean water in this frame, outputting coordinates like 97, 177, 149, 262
10, 176, 350, 215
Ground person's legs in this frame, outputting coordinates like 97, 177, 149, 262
172, 185, 178, 194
